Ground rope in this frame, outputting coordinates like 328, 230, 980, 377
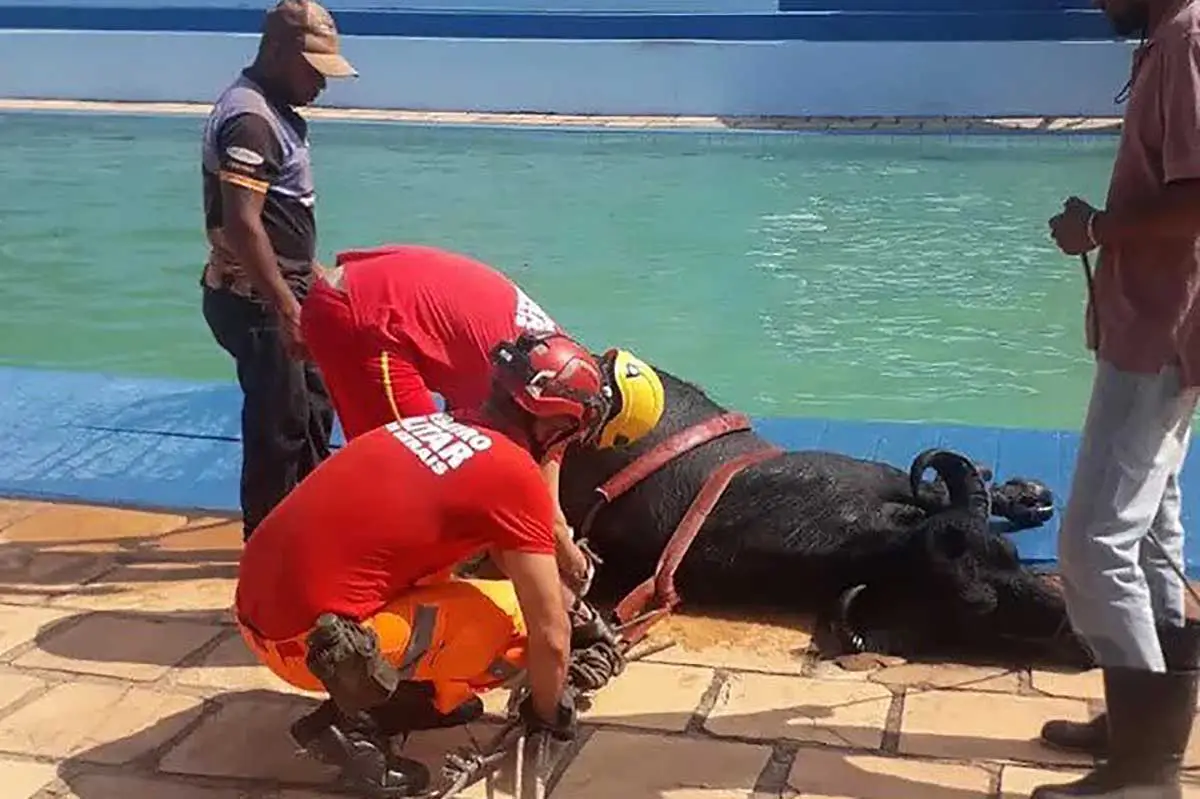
567, 640, 626, 692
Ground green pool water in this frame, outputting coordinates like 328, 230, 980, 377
0, 110, 1118, 430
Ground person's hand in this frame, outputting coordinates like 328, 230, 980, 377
518, 689, 578, 741
565, 538, 599, 598
576, 550, 596, 598
277, 304, 309, 361
1049, 196, 1101, 256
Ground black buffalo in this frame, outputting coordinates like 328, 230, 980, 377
558, 366, 1094, 670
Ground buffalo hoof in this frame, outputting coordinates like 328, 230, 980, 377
990, 478, 1055, 530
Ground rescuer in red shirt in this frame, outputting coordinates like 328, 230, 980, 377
300, 243, 666, 601
234, 331, 646, 797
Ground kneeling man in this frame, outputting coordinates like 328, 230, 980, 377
234, 332, 631, 796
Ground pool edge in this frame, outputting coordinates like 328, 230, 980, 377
0, 98, 1125, 135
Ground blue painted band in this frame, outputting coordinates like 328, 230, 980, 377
0, 6, 1115, 42
780, 0, 1094, 10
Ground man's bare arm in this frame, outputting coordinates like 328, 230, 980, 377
491, 549, 570, 723
539, 455, 591, 594
1093, 180, 1200, 248
220, 183, 302, 323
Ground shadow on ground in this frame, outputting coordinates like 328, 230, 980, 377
47, 685, 1119, 799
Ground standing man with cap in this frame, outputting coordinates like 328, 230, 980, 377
199, 0, 358, 540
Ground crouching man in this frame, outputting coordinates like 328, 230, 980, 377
233, 332, 634, 797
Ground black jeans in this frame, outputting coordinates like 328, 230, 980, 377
202, 285, 334, 540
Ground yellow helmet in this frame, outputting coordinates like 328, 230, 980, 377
597, 348, 665, 448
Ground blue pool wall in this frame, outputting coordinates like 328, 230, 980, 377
0, 0, 1136, 117
3, 364, 1198, 577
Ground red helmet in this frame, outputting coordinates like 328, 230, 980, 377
490, 331, 611, 452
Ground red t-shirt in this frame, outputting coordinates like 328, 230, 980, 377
235, 412, 557, 640
337, 244, 565, 412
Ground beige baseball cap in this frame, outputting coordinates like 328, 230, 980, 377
263, 0, 358, 78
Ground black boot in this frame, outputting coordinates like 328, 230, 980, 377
1040, 620, 1200, 757
1041, 713, 1108, 757
368, 680, 484, 736
1029, 657, 1199, 799
306, 614, 402, 715
291, 701, 431, 798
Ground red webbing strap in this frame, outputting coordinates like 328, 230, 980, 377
613, 444, 783, 645
577, 412, 753, 540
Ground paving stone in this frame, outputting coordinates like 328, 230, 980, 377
393, 721, 564, 799
170, 633, 322, 697
1002, 769, 1200, 799
705, 673, 893, 749
1030, 669, 1103, 701
0, 755, 58, 798
158, 694, 339, 783
49, 562, 236, 617
0, 605, 77, 659
553, 730, 770, 799
151, 518, 242, 553
1000, 766, 1088, 799
0, 505, 187, 548
0, 500, 50, 531
576, 661, 715, 732
0, 682, 203, 763
900, 690, 1093, 765
0, 673, 47, 713
640, 612, 813, 674
0, 548, 116, 604
479, 685, 519, 718
870, 663, 1021, 693
787, 747, 993, 798
478, 662, 714, 733
13, 613, 223, 681
54, 772, 253, 798
1001, 766, 1200, 799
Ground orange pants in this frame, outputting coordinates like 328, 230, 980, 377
238, 578, 528, 714
301, 277, 440, 440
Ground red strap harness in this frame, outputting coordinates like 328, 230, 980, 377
576, 412, 784, 645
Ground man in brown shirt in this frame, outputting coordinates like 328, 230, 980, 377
1034, 1, 1200, 796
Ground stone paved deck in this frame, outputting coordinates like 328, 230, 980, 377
0, 99, 1124, 133
2, 497, 1198, 798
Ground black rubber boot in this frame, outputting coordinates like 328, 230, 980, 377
367, 680, 484, 736
306, 613, 401, 716
290, 701, 432, 798
1040, 620, 1200, 757
1041, 714, 1108, 757
1029, 658, 1199, 798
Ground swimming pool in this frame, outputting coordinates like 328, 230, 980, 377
0, 110, 1116, 430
